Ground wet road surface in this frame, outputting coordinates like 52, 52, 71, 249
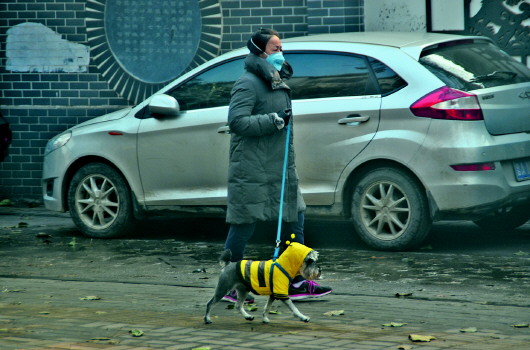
0, 207, 529, 349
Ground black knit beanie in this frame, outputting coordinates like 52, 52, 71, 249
247, 28, 278, 55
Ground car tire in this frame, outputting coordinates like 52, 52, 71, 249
351, 167, 432, 251
473, 205, 530, 231
68, 163, 137, 238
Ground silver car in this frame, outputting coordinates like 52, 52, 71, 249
42, 32, 530, 251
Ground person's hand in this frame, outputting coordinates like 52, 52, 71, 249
273, 114, 285, 130
276, 108, 292, 126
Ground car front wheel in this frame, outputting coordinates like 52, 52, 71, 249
351, 167, 432, 251
68, 163, 136, 238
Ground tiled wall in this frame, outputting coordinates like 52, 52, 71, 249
0, 0, 364, 201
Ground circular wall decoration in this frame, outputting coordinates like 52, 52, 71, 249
86, 0, 222, 104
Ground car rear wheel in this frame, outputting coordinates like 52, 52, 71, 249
473, 205, 530, 231
68, 163, 136, 238
351, 167, 432, 251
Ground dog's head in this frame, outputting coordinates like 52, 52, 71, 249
299, 249, 321, 281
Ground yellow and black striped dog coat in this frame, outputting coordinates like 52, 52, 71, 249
236, 242, 313, 300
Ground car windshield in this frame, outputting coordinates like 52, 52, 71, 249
419, 40, 530, 91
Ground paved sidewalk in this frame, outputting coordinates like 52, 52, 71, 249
1, 277, 529, 350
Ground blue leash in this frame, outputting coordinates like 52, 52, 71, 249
273, 122, 291, 260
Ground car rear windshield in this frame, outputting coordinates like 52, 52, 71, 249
419, 39, 530, 91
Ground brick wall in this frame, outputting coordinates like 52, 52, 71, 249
0, 0, 364, 202
307, 0, 364, 34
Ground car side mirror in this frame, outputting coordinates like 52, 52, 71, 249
148, 94, 180, 117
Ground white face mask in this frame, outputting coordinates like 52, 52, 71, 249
265, 52, 285, 71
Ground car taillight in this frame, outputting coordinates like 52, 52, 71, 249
410, 86, 483, 120
450, 163, 496, 171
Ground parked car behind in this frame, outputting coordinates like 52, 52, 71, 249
42, 32, 530, 251
0, 111, 12, 162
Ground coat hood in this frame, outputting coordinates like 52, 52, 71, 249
276, 242, 313, 277
244, 54, 292, 90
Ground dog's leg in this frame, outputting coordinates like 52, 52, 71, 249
204, 278, 234, 324
204, 296, 218, 324
281, 298, 310, 322
204, 287, 229, 324
262, 296, 274, 323
235, 286, 254, 321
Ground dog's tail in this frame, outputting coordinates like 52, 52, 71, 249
219, 249, 232, 268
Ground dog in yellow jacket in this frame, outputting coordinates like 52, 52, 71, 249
204, 242, 321, 324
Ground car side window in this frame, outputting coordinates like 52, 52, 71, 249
368, 57, 407, 95
169, 57, 245, 111
284, 52, 378, 99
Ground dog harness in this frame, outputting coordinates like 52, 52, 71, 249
237, 242, 313, 300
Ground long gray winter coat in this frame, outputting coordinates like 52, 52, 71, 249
226, 54, 305, 224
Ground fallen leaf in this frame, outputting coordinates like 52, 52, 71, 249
38, 311, 50, 315
0, 199, 12, 206
89, 337, 118, 344
383, 322, 408, 327
395, 292, 413, 298
460, 327, 477, 333
17, 222, 29, 228
512, 323, 530, 328
409, 334, 436, 342
80, 296, 101, 300
514, 251, 529, 256
36, 232, 51, 238
246, 305, 258, 312
95, 311, 107, 315
129, 329, 144, 337
0, 328, 25, 333
323, 310, 345, 316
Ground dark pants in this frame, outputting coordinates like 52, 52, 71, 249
225, 211, 305, 262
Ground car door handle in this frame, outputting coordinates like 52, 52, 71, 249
217, 125, 230, 134
337, 114, 370, 125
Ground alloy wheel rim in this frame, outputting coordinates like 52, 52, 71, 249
360, 181, 410, 240
75, 174, 119, 230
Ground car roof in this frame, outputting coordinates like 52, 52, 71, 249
283, 31, 481, 47
282, 32, 491, 59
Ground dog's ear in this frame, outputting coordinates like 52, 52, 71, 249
219, 249, 232, 267
306, 250, 319, 262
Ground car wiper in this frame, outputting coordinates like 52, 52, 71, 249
470, 71, 517, 82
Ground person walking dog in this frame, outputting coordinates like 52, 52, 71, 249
223, 28, 332, 302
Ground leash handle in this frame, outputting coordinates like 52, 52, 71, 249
274, 122, 291, 260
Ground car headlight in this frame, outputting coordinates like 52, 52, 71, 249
44, 131, 72, 155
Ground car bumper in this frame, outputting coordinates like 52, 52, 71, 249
42, 150, 68, 212
411, 122, 530, 219
425, 174, 530, 220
